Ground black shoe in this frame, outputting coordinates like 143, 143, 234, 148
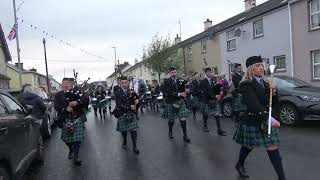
74, 157, 82, 166
122, 142, 127, 150
183, 136, 191, 143
218, 130, 227, 136
203, 126, 210, 133
68, 152, 74, 159
133, 147, 140, 155
235, 162, 249, 178
169, 131, 174, 139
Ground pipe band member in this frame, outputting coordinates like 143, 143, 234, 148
161, 66, 190, 143
231, 63, 246, 124
94, 84, 107, 118
234, 56, 286, 180
199, 67, 226, 136
189, 72, 201, 119
54, 78, 86, 166
114, 76, 140, 155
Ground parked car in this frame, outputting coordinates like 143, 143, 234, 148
0, 89, 44, 180
222, 75, 320, 126
7, 87, 57, 139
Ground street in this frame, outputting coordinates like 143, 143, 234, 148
24, 108, 320, 180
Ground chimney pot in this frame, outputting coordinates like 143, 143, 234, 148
244, 0, 256, 11
204, 19, 213, 31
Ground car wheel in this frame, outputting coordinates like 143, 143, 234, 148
279, 104, 299, 126
0, 165, 10, 180
222, 101, 233, 118
34, 136, 45, 164
41, 117, 51, 139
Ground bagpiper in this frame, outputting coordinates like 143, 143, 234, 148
54, 78, 86, 166
113, 76, 140, 154
199, 67, 226, 136
231, 63, 246, 124
189, 72, 201, 119
161, 66, 190, 143
94, 84, 107, 118
234, 56, 286, 180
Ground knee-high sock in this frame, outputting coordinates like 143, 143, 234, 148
168, 120, 174, 132
238, 146, 253, 166
73, 141, 81, 158
193, 108, 196, 116
234, 112, 240, 123
121, 131, 128, 144
130, 131, 138, 148
180, 120, 187, 136
268, 149, 286, 180
66, 143, 73, 153
215, 116, 222, 131
203, 115, 208, 127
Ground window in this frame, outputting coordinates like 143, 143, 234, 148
0, 100, 7, 114
310, 0, 320, 30
139, 65, 142, 76
0, 95, 23, 114
201, 40, 207, 53
188, 46, 192, 62
253, 19, 264, 38
226, 30, 236, 51
312, 50, 320, 79
274, 56, 286, 71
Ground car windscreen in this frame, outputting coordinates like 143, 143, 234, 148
273, 77, 311, 89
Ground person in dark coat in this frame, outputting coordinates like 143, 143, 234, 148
161, 67, 190, 143
231, 63, 246, 124
233, 56, 286, 180
200, 68, 226, 135
54, 78, 87, 166
189, 72, 201, 119
19, 84, 46, 119
114, 76, 140, 154
94, 85, 107, 118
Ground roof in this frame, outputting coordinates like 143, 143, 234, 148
7, 63, 23, 72
178, 0, 288, 47
7, 63, 47, 77
124, 61, 144, 73
0, 24, 12, 62
0, 73, 10, 80
107, 62, 131, 78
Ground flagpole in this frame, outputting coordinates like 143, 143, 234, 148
13, 0, 23, 88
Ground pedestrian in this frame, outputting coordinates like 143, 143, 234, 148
113, 76, 140, 154
161, 66, 190, 143
200, 67, 226, 135
106, 87, 112, 114
234, 56, 286, 180
54, 78, 87, 166
231, 63, 246, 124
94, 84, 107, 118
151, 80, 161, 111
189, 72, 201, 119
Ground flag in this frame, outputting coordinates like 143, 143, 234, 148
7, 24, 17, 41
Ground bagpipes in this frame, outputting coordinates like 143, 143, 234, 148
173, 78, 190, 109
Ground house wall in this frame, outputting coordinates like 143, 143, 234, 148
0, 48, 7, 75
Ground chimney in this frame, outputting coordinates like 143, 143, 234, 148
29, 68, 37, 72
204, 19, 212, 31
244, 0, 256, 11
174, 34, 181, 44
15, 63, 23, 70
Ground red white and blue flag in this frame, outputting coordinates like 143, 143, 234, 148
7, 24, 17, 41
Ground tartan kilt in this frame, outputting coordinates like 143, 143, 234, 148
191, 96, 200, 108
116, 113, 139, 132
161, 100, 189, 119
61, 118, 84, 143
200, 100, 221, 115
234, 124, 280, 147
233, 95, 247, 112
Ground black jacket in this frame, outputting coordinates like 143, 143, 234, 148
232, 72, 243, 90
95, 90, 107, 101
239, 79, 278, 126
161, 78, 183, 103
114, 88, 135, 114
190, 79, 201, 97
200, 78, 221, 104
20, 92, 46, 118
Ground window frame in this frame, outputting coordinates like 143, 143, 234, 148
0, 94, 24, 114
201, 40, 207, 53
226, 29, 236, 51
311, 49, 320, 80
309, 0, 320, 30
188, 46, 192, 62
273, 55, 287, 72
253, 19, 264, 38
0, 99, 8, 115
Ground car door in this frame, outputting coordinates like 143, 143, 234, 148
0, 94, 30, 171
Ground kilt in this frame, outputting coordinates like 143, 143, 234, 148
200, 100, 221, 116
116, 113, 139, 132
61, 118, 84, 143
190, 96, 200, 109
233, 95, 246, 112
234, 124, 280, 148
161, 100, 189, 120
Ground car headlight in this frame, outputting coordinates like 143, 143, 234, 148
297, 95, 320, 102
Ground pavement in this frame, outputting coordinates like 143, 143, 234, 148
24, 107, 320, 180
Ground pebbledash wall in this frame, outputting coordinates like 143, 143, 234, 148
218, 5, 292, 79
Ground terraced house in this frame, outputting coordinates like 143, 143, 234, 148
0, 24, 11, 89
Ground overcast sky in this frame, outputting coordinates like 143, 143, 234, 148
1, 0, 268, 83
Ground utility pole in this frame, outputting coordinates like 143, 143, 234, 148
13, 0, 22, 88
43, 38, 50, 93
178, 20, 182, 40
112, 47, 117, 77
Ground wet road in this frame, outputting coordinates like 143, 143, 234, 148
24, 108, 320, 180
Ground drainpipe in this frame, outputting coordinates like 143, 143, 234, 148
288, 2, 295, 77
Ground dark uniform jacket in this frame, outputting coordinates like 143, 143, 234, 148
95, 90, 107, 101
114, 88, 135, 114
239, 78, 279, 126
161, 78, 184, 104
190, 79, 201, 97
200, 78, 221, 104
232, 72, 243, 89
113, 85, 121, 94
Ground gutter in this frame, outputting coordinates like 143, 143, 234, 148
288, 0, 295, 77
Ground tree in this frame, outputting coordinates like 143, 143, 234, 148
143, 34, 182, 82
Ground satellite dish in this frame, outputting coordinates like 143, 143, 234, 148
234, 28, 242, 37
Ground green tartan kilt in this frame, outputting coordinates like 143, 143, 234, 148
234, 124, 280, 147
116, 113, 139, 132
200, 100, 221, 116
191, 96, 200, 108
161, 100, 189, 120
61, 118, 84, 143
233, 95, 247, 112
